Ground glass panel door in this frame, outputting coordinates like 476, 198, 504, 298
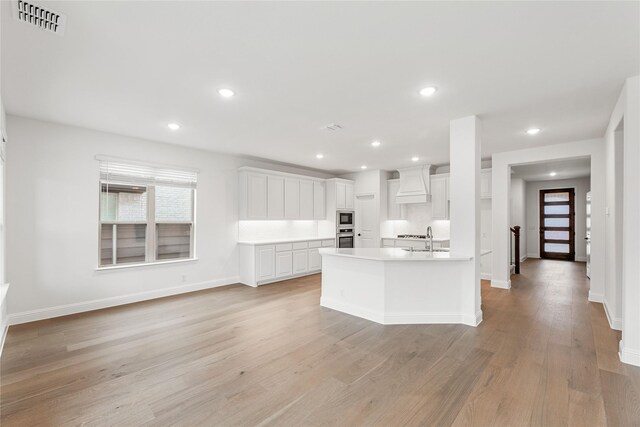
539, 188, 575, 260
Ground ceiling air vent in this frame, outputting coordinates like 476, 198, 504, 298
12, 0, 66, 35
322, 123, 343, 131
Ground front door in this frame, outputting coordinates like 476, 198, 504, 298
539, 188, 575, 261
355, 194, 377, 248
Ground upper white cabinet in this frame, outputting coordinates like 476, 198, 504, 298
387, 179, 406, 220
313, 181, 325, 219
239, 167, 326, 220
267, 176, 284, 218
481, 169, 492, 199
299, 180, 314, 219
430, 174, 450, 220
333, 180, 355, 210
246, 172, 268, 219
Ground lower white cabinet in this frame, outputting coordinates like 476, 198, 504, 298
308, 248, 321, 270
239, 238, 335, 287
275, 251, 293, 277
256, 245, 276, 281
292, 250, 308, 274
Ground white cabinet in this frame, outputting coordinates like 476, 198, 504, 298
267, 176, 284, 218
431, 174, 450, 220
299, 180, 314, 219
481, 169, 492, 199
336, 182, 346, 209
246, 173, 268, 219
387, 179, 405, 220
334, 181, 354, 210
292, 249, 308, 274
239, 238, 335, 286
308, 248, 321, 271
313, 181, 325, 219
284, 178, 300, 218
345, 183, 354, 209
275, 251, 292, 278
239, 168, 326, 220
255, 245, 275, 281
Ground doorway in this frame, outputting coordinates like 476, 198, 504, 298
355, 194, 377, 248
539, 188, 575, 261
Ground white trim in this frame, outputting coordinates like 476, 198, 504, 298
527, 253, 540, 259
575, 256, 587, 262
0, 323, 7, 358
8, 276, 240, 325
588, 291, 604, 303
238, 166, 326, 182
320, 297, 482, 327
95, 154, 200, 174
520, 255, 528, 263
603, 298, 623, 330
620, 341, 640, 367
481, 273, 492, 280
491, 279, 511, 289
96, 257, 198, 271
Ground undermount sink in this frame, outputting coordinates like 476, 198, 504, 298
401, 248, 450, 253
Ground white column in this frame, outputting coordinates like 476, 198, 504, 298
449, 116, 482, 326
621, 75, 640, 366
491, 156, 512, 289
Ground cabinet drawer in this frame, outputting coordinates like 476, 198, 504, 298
308, 240, 322, 248
292, 242, 308, 250
322, 240, 335, 247
275, 243, 293, 252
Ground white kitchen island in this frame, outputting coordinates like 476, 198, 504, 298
318, 248, 485, 326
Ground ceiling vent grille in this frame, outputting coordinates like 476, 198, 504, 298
322, 123, 343, 131
12, 0, 66, 35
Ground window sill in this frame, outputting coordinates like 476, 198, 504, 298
96, 258, 198, 272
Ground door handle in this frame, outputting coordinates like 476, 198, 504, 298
357, 233, 361, 236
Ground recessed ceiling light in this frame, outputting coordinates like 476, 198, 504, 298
316, 153, 324, 159
218, 88, 235, 98
167, 123, 180, 131
371, 140, 381, 147
549, 172, 557, 177
526, 128, 541, 135
419, 86, 438, 97
411, 156, 419, 162
361, 165, 368, 170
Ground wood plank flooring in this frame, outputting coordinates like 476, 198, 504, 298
2, 259, 640, 426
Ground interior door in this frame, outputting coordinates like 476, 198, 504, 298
539, 188, 575, 261
355, 194, 377, 248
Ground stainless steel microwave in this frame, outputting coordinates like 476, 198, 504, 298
336, 210, 354, 228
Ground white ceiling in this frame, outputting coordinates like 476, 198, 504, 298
511, 157, 591, 182
2, 1, 638, 173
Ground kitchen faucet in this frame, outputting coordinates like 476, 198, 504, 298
426, 226, 433, 253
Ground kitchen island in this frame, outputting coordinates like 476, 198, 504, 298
318, 248, 485, 326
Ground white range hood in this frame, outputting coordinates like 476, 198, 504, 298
395, 165, 434, 204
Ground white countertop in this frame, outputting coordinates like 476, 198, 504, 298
319, 248, 474, 261
238, 236, 335, 245
382, 236, 450, 242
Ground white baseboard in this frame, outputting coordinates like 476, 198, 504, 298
8, 276, 241, 326
480, 273, 492, 280
603, 298, 623, 331
588, 291, 604, 303
576, 256, 587, 262
0, 324, 7, 358
527, 253, 540, 259
320, 297, 482, 327
620, 341, 640, 367
520, 255, 528, 263
491, 279, 511, 289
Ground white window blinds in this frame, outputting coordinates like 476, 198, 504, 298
98, 157, 198, 189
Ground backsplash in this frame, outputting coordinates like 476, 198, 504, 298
238, 220, 319, 241
382, 202, 451, 238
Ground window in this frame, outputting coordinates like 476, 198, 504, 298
98, 159, 197, 267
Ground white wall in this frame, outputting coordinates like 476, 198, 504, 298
5, 115, 332, 322
510, 178, 527, 262
604, 75, 640, 366
524, 177, 590, 261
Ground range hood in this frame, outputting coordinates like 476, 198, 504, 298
396, 165, 434, 204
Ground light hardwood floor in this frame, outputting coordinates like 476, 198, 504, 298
2, 259, 640, 426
